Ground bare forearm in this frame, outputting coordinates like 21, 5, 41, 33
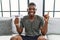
15, 25, 23, 34
41, 22, 48, 35
41, 12, 49, 35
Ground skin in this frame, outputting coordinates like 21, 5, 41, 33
10, 5, 49, 40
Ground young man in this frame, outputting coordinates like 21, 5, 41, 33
10, 2, 49, 40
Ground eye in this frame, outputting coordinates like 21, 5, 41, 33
29, 8, 31, 10
28, 8, 36, 10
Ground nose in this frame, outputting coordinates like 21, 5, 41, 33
31, 9, 34, 12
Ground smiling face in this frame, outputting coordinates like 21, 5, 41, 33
27, 3, 36, 17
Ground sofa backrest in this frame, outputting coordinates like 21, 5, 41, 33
12, 17, 60, 35
47, 18, 60, 35
0, 17, 12, 35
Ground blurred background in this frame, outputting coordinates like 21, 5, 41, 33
0, 0, 60, 18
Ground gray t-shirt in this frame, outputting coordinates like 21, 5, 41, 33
20, 15, 44, 36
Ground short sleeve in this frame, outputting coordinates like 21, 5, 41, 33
39, 17, 44, 27
20, 18, 24, 28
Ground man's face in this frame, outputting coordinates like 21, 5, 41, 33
27, 5, 36, 16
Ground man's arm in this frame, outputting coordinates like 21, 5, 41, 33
40, 22, 48, 35
14, 17, 23, 34
15, 24, 23, 34
40, 12, 49, 35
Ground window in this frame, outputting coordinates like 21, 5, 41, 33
45, 0, 60, 18
0, 0, 28, 17
54, 12, 60, 18
44, 12, 53, 18
2, 0, 60, 18
20, 0, 28, 11
20, 12, 28, 18
45, 0, 54, 11
11, 0, 18, 11
3, 12, 10, 17
55, 0, 60, 11
55, 0, 60, 18
2, 0, 10, 11
0, 2, 2, 17
45, 0, 54, 18
19, 0, 28, 18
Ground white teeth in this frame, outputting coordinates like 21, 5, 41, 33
31, 13, 33, 15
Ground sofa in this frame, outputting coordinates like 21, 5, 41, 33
0, 17, 60, 40
0, 17, 25, 40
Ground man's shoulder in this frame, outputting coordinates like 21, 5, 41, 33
36, 15, 43, 20
22, 15, 28, 20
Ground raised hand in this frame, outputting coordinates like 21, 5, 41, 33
44, 12, 49, 23
14, 16, 19, 25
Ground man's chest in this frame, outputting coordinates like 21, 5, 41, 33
23, 19, 40, 29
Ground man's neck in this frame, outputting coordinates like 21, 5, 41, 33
28, 15, 35, 22
29, 15, 35, 19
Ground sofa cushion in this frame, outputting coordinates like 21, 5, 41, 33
12, 16, 25, 35
48, 35, 60, 40
47, 18, 60, 34
0, 18, 12, 35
